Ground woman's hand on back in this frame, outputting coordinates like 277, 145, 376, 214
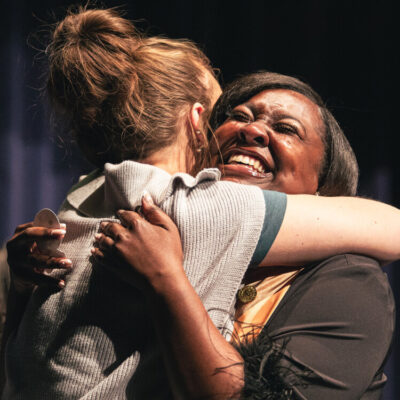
92, 193, 185, 293
6, 222, 71, 293
92, 195, 244, 399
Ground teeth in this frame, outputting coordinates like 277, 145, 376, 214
227, 154, 267, 173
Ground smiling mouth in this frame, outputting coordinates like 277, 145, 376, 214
226, 154, 268, 174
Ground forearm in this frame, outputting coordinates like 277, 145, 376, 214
263, 195, 400, 266
146, 270, 244, 400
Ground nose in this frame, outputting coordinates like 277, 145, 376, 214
238, 121, 269, 147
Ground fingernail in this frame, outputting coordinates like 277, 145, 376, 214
58, 280, 66, 289
117, 210, 124, 216
142, 190, 154, 205
95, 233, 101, 240
60, 223, 66, 229
51, 229, 66, 236
60, 259, 72, 267
100, 221, 107, 229
90, 248, 96, 255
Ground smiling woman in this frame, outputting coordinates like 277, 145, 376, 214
94, 71, 395, 399
212, 89, 325, 194
210, 71, 359, 197
2, 9, 399, 399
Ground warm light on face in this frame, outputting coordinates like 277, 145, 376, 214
213, 89, 325, 195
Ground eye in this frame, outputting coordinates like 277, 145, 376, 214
227, 109, 253, 123
273, 122, 299, 136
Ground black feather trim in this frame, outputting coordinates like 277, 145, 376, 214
233, 328, 310, 399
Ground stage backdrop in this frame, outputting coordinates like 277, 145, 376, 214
0, 1, 398, 398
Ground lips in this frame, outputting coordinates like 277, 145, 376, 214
222, 149, 272, 177
227, 154, 266, 173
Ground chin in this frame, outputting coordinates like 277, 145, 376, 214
221, 173, 275, 190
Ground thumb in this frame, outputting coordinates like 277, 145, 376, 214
141, 191, 173, 228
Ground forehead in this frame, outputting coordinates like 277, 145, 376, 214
242, 89, 323, 126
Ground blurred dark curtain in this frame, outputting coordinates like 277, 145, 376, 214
0, 1, 398, 398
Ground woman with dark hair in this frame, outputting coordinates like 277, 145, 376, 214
210, 71, 359, 197
94, 72, 394, 399
1, 8, 398, 400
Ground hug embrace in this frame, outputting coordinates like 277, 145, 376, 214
1, 6, 397, 400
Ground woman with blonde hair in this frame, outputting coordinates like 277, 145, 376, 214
2, 6, 400, 400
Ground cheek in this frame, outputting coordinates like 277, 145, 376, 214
212, 122, 241, 154
212, 125, 231, 148
280, 138, 296, 152
277, 143, 322, 193
297, 156, 323, 192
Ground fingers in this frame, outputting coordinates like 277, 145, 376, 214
99, 221, 128, 240
21, 227, 66, 240
15, 222, 65, 234
8, 227, 66, 253
90, 246, 105, 259
94, 232, 115, 250
23, 269, 66, 289
140, 194, 174, 229
115, 210, 142, 229
11, 252, 72, 289
92, 230, 118, 261
27, 253, 72, 270
14, 222, 34, 233
142, 190, 155, 206
12, 262, 67, 290
22, 226, 66, 240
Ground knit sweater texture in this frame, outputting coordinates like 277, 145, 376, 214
3, 161, 266, 399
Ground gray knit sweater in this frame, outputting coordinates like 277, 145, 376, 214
3, 161, 272, 400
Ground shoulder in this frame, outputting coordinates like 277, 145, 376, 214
262, 255, 395, 398
303, 253, 381, 276
293, 254, 393, 304
265, 254, 395, 359
168, 169, 264, 201
165, 170, 267, 223
273, 254, 394, 325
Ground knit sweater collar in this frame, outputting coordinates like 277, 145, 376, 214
66, 160, 221, 218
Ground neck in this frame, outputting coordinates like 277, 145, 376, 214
140, 142, 191, 175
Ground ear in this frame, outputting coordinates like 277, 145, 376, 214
190, 102, 205, 129
190, 102, 206, 146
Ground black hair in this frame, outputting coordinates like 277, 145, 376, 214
210, 72, 359, 196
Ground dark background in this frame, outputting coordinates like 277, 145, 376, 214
0, 1, 398, 398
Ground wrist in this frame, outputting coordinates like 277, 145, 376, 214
145, 268, 190, 305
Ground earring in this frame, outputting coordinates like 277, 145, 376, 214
195, 130, 205, 152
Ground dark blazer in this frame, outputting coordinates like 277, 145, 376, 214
239, 254, 395, 400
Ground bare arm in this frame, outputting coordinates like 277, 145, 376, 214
94, 193, 400, 399
261, 195, 400, 267
147, 268, 243, 400
93, 197, 244, 400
